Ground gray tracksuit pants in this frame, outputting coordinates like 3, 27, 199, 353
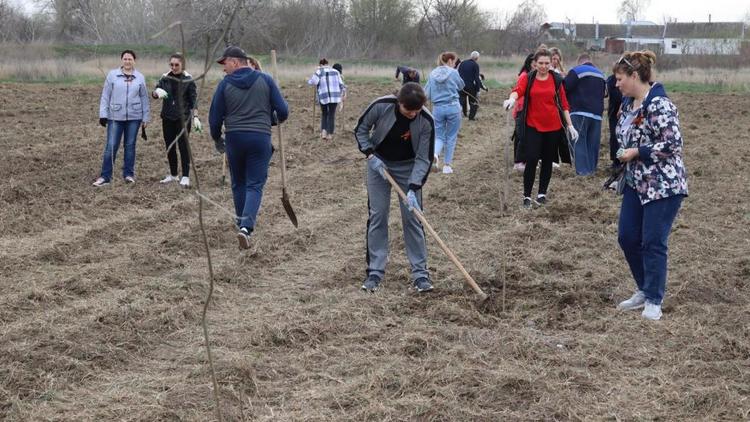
366, 158, 429, 281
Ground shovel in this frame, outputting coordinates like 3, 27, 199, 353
271, 50, 299, 228
381, 169, 488, 301
275, 118, 298, 227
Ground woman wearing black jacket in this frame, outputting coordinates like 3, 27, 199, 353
153, 53, 198, 187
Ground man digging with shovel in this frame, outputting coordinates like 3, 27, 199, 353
209, 46, 289, 249
355, 82, 436, 293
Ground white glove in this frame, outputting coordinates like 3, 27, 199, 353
503, 97, 516, 110
192, 116, 203, 133
154, 88, 168, 99
406, 190, 421, 212
368, 154, 386, 179
567, 125, 579, 142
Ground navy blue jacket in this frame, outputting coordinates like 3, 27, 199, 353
457, 59, 482, 91
563, 62, 605, 116
396, 66, 420, 84
209, 67, 288, 141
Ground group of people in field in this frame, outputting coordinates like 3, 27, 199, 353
93, 44, 687, 320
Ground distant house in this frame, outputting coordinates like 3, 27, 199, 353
663, 22, 746, 54
541, 20, 748, 56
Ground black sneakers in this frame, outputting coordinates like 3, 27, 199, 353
361, 275, 382, 293
413, 277, 433, 293
523, 197, 533, 209
536, 194, 547, 205
237, 228, 252, 250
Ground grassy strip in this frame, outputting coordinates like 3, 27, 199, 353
664, 81, 750, 94
52, 44, 179, 58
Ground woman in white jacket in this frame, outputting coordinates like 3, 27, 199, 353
93, 49, 150, 186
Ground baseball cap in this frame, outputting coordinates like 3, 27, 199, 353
217, 46, 249, 64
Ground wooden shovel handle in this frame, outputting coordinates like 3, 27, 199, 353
271, 50, 288, 189
381, 169, 488, 300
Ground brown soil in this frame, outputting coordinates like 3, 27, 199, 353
1, 81, 749, 421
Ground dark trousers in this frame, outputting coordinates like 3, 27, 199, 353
162, 118, 191, 177
618, 185, 684, 304
459, 87, 479, 119
320, 103, 337, 134
522, 125, 558, 197
225, 131, 273, 231
608, 114, 619, 167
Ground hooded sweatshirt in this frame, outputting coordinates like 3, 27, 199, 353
425, 66, 464, 107
209, 67, 289, 140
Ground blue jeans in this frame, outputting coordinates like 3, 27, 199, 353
570, 115, 602, 176
100, 119, 141, 181
225, 131, 273, 230
432, 103, 462, 165
618, 185, 684, 305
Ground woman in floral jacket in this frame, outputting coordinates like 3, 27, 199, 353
612, 51, 688, 321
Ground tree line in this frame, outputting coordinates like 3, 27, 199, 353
0, 0, 549, 58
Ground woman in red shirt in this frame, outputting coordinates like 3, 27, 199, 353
504, 47, 578, 208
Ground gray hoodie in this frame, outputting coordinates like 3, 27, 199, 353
425, 66, 464, 106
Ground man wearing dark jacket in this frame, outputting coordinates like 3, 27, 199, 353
395, 66, 420, 84
355, 83, 435, 294
457, 51, 483, 120
564, 53, 606, 175
209, 46, 289, 249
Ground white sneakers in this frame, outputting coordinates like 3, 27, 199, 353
642, 302, 662, 320
92, 177, 109, 187
432, 156, 453, 174
124, 176, 136, 184
160, 175, 190, 187
618, 291, 646, 310
618, 291, 662, 320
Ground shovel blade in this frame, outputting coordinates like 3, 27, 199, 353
281, 189, 298, 228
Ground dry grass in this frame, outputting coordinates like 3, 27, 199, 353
1, 80, 749, 420
2, 44, 749, 92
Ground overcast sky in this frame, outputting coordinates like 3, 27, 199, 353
10, 0, 750, 24
480, 0, 748, 24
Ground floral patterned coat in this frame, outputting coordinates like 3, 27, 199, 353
617, 83, 688, 205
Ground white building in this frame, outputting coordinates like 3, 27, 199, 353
541, 21, 748, 56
